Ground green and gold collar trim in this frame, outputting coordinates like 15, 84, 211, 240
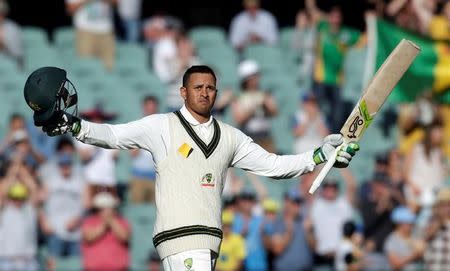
174, 111, 221, 159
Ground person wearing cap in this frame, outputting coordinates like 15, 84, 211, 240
38, 143, 85, 271
32, 64, 360, 270
269, 189, 313, 271
423, 187, 450, 271
0, 0, 23, 67
0, 161, 39, 271
81, 192, 131, 271
292, 91, 328, 154
232, 59, 278, 153
65, 0, 116, 70
229, 0, 278, 51
216, 210, 246, 271
76, 105, 119, 209
311, 177, 355, 268
384, 206, 425, 271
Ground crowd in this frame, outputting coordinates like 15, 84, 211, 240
0, 0, 450, 270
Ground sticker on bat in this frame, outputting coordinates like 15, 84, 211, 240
347, 115, 364, 138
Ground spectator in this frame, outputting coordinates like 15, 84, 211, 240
39, 150, 86, 271
152, 16, 184, 83
147, 250, 161, 271
306, 0, 363, 133
292, 92, 328, 154
229, 0, 278, 51
384, 206, 425, 271
65, 0, 117, 70
415, 0, 450, 40
311, 177, 355, 269
404, 119, 447, 207
423, 187, 450, 271
81, 192, 131, 271
0, 128, 45, 171
358, 172, 396, 271
293, 9, 316, 85
117, 0, 142, 42
232, 189, 268, 271
270, 189, 314, 271
0, 113, 27, 154
143, 15, 167, 52
166, 32, 200, 111
232, 60, 278, 153
216, 210, 246, 271
335, 221, 364, 271
0, 0, 23, 67
129, 96, 159, 203
0, 162, 39, 271
384, 0, 422, 32
261, 198, 280, 270
76, 106, 119, 209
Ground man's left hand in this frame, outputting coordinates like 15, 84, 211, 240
313, 134, 360, 168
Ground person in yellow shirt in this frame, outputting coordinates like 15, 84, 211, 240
216, 210, 246, 271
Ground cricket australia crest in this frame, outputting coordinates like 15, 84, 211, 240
200, 173, 215, 187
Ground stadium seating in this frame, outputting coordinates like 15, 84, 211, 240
122, 203, 157, 271
55, 256, 82, 271
189, 26, 227, 48
22, 26, 49, 49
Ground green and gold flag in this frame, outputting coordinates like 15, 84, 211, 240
370, 18, 450, 103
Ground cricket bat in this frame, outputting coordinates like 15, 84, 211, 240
308, 39, 420, 194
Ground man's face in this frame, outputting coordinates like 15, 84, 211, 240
59, 164, 72, 178
180, 73, 217, 118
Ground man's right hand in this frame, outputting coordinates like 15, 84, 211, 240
37, 111, 81, 137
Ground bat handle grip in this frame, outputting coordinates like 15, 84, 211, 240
308, 145, 340, 194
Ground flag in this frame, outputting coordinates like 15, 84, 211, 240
366, 17, 450, 103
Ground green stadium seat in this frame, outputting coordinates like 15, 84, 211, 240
117, 42, 148, 63
243, 45, 285, 74
0, 54, 20, 77
279, 27, 295, 50
189, 26, 227, 48
122, 203, 157, 271
197, 46, 239, 66
22, 26, 49, 49
55, 257, 82, 271
66, 58, 106, 79
54, 27, 76, 49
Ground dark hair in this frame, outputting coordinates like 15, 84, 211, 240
182, 65, 217, 87
343, 220, 356, 238
56, 136, 74, 152
142, 95, 159, 105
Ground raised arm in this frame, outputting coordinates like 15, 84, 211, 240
231, 129, 316, 179
40, 111, 167, 153
231, 129, 359, 180
306, 0, 325, 23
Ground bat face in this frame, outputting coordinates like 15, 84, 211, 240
340, 39, 420, 143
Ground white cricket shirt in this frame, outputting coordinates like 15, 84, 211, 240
76, 105, 316, 178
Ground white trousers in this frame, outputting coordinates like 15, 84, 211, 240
162, 249, 217, 271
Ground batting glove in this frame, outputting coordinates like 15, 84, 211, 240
40, 111, 81, 137
313, 134, 360, 168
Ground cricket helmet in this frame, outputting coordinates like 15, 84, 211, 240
23, 67, 78, 126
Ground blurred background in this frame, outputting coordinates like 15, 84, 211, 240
0, 0, 449, 270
